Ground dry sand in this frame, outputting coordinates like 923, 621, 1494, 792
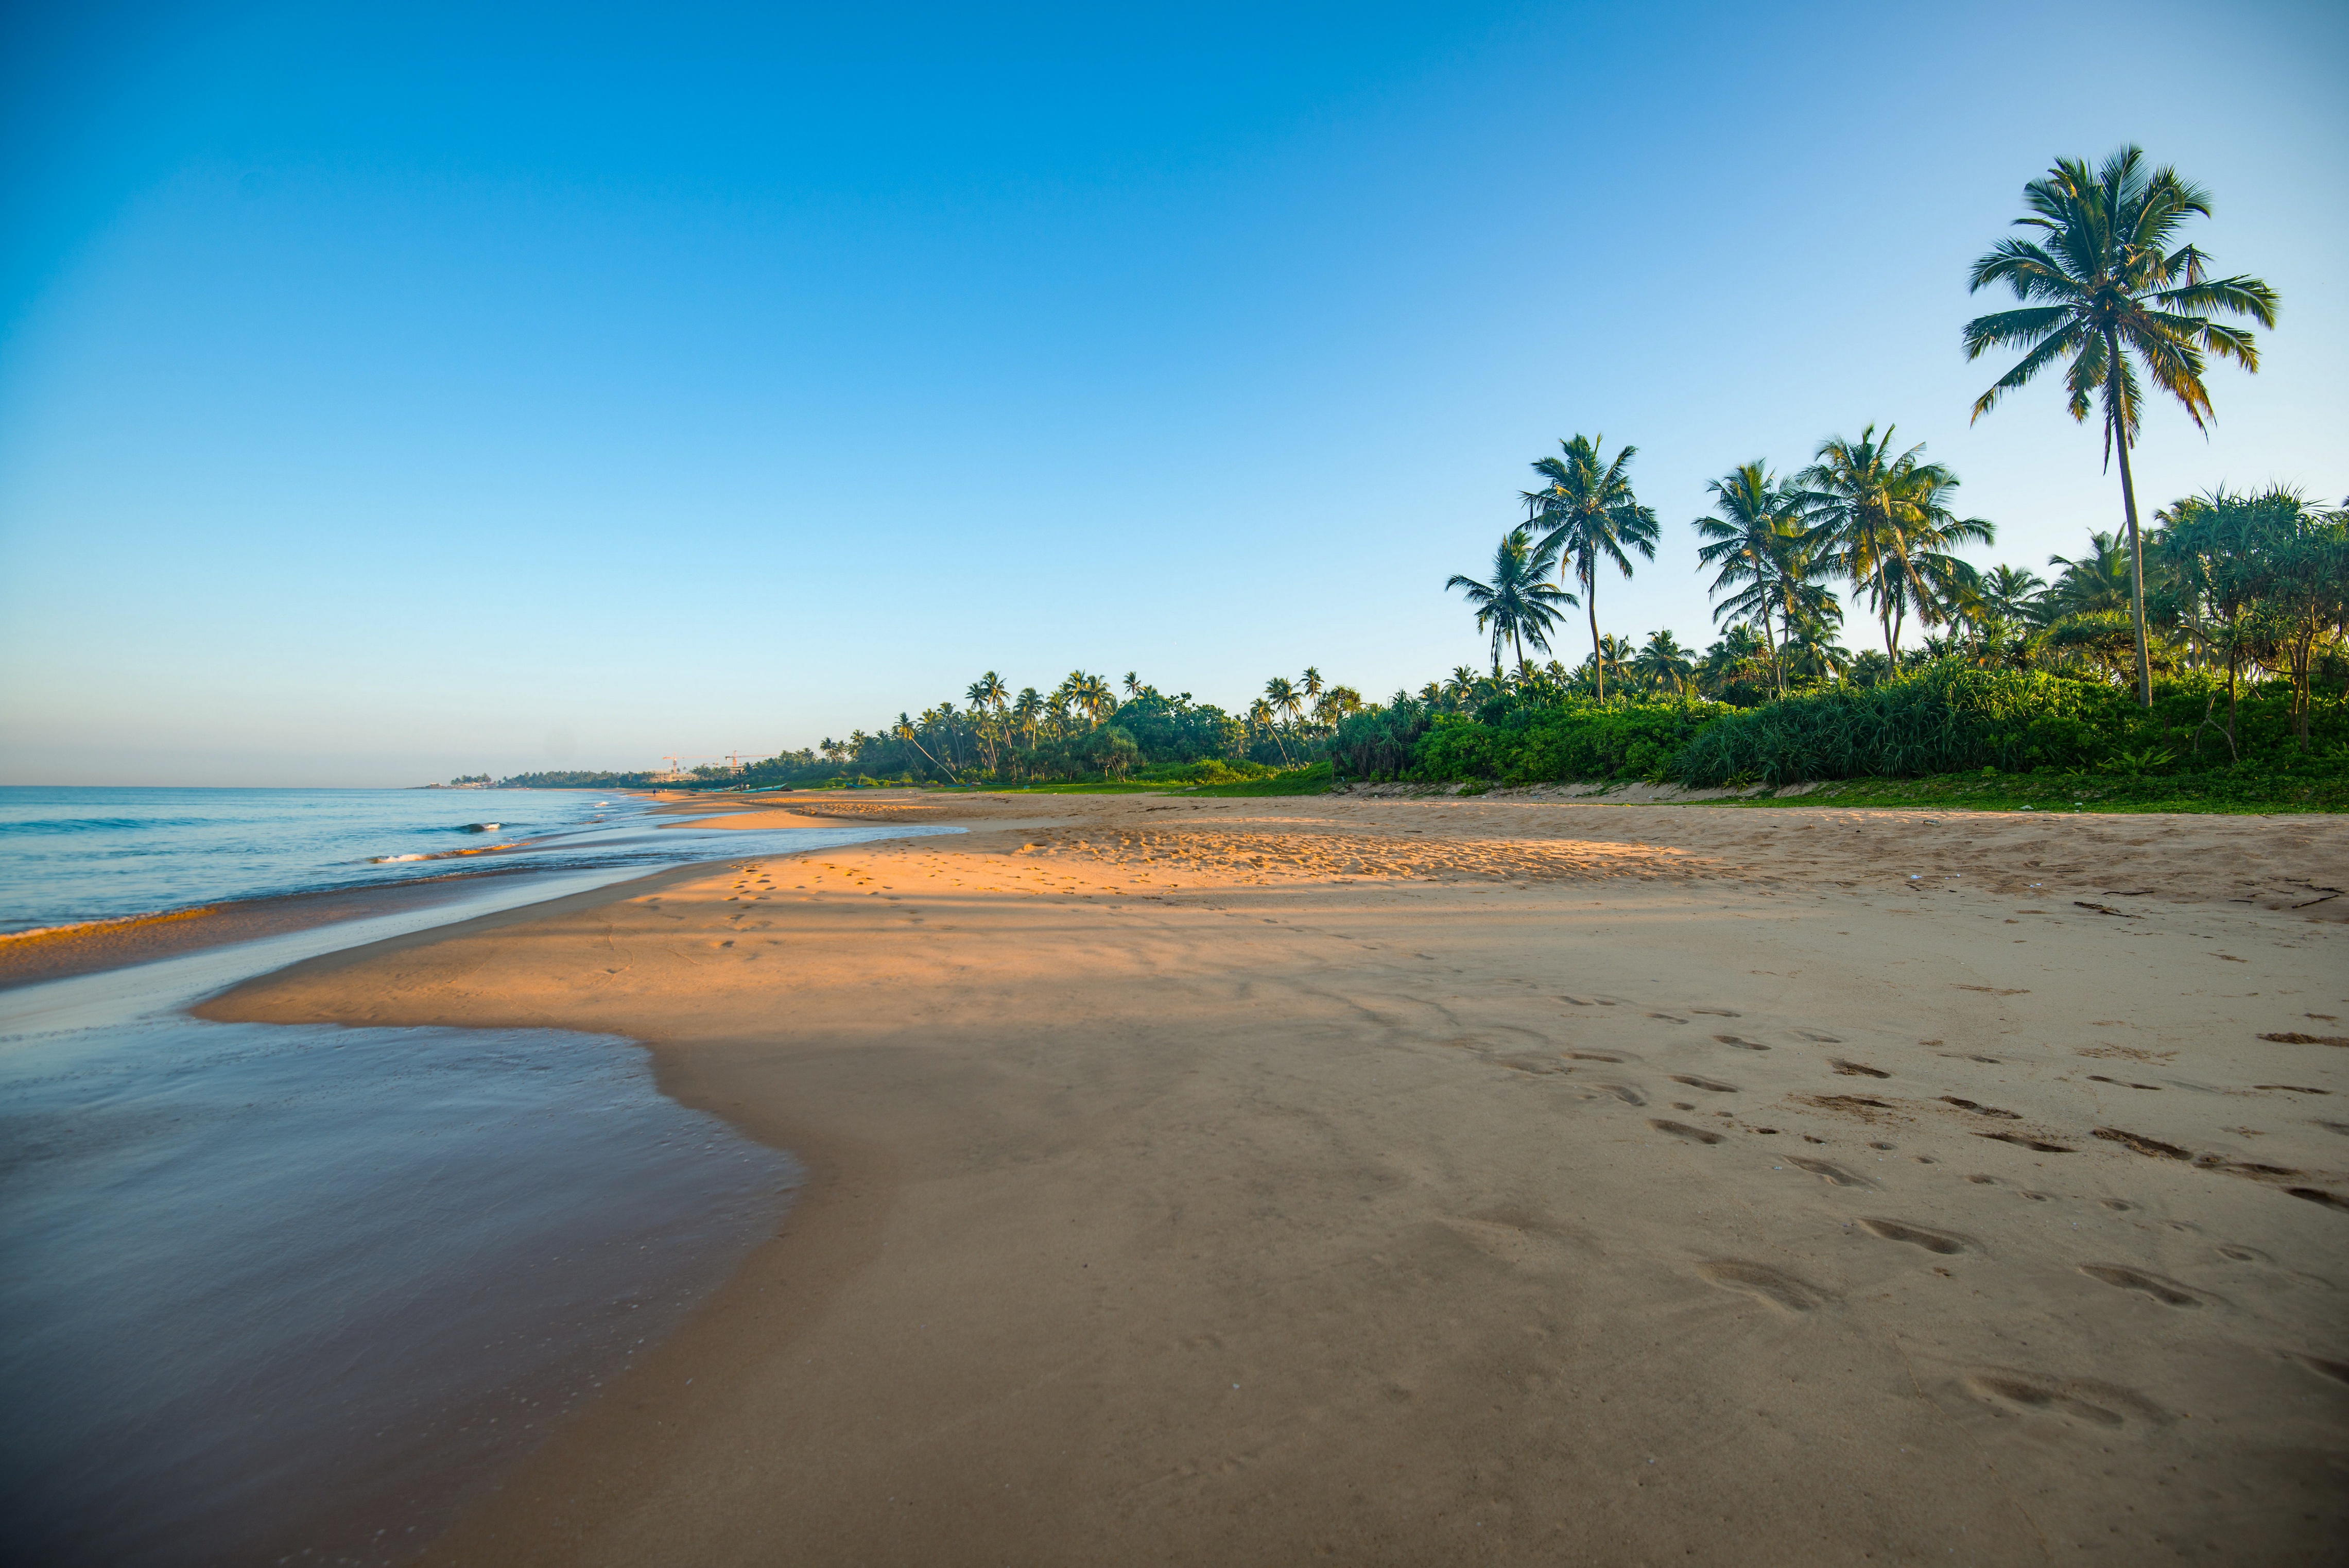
197, 791, 2349, 1565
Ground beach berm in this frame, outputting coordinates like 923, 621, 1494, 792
199, 789, 2349, 1565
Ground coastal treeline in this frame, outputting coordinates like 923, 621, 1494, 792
594, 148, 2344, 805
715, 669, 1367, 791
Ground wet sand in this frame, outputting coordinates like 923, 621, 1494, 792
195, 790, 2349, 1565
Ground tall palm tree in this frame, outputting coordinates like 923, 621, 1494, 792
1011, 688, 1044, 749
1798, 426, 1994, 663
1246, 697, 1290, 765
893, 713, 957, 782
1963, 147, 2277, 705
1694, 461, 1814, 697
1445, 526, 1576, 674
1631, 630, 1695, 700
2047, 531, 2135, 616
1299, 667, 1324, 705
1265, 676, 1303, 733
1589, 634, 1636, 696
1780, 613, 1854, 685
1522, 435, 1658, 699
1082, 673, 1117, 725
1979, 564, 2049, 626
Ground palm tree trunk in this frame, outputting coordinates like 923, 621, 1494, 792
1586, 579, 1604, 702
2106, 339, 2153, 709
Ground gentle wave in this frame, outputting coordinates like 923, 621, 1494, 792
0, 816, 213, 835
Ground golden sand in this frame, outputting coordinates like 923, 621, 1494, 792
197, 789, 2349, 1564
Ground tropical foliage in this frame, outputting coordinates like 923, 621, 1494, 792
1523, 435, 1659, 701
1963, 146, 2277, 705
635, 146, 2331, 806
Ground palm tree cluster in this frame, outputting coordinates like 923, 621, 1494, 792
1963, 146, 2279, 704
744, 665, 1368, 786
1452, 424, 1997, 704
708, 145, 2320, 791
1440, 145, 2307, 715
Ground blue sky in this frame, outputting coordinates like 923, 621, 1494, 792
3, 0, 2343, 785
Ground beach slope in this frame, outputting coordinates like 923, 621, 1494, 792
200, 794, 2349, 1565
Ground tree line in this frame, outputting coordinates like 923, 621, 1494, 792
693, 146, 2336, 792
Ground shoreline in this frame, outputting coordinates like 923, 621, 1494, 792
0, 788, 771, 994
194, 790, 2349, 1564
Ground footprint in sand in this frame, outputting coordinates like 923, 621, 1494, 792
1669, 1074, 1737, 1093
1961, 1372, 2128, 1428
1858, 1218, 1971, 1254
1591, 1083, 1647, 1106
1646, 1012, 1689, 1023
2290, 1354, 2349, 1387
1832, 1060, 1890, 1079
1565, 1050, 1631, 1063
1695, 1260, 1828, 1313
1499, 1056, 1570, 1076
1691, 1008, 1740, 1018
1649, 1118, 1723, 1145
2079, 1264, 2204, 1307
1795, 1029, 1843, 1043
1787, 1156, 1871, 1188
1713, 1035, 1771, 1052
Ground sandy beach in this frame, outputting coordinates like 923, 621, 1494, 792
193, 790, 2349, 1565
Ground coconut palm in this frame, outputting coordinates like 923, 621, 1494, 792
1979, 565, 2049, 627
1446, 526, 1577, 674
1522, 435, 1659, 700
1246, 697, 1290, 765
1592, 633, 1636, 693
1011, 688, 1044, 749
1631, 630, 1695, 699
1798, 426, 1994, 663
1694, 461, 1817, 696
1964, 147, 2277, 705
1265, 676, 1303, 733
893, 713, 957, 782
1695, 624, 1772, 700
2046, 531, 2135, 617
1780, 612, 1854, 684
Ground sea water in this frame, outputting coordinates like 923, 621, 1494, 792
0, 799, 960, 1566
0, 785, 761, 934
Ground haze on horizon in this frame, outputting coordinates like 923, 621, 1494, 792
3, 0, 2343, 787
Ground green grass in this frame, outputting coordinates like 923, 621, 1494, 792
1695, 767, 2349, 814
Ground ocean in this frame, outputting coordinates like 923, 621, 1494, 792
0, 788, 956, 1566
0, 784, 766, 934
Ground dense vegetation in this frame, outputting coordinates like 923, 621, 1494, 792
540, 147, 2339, 810
495, 769, 659, 789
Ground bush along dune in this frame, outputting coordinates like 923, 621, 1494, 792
1323, 660, 2346, 810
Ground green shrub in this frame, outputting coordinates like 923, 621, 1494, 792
1406, 700, 1729, 785
1672, 664, 2347, 787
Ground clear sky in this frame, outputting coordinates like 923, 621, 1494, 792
3, 0, 2343, 786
